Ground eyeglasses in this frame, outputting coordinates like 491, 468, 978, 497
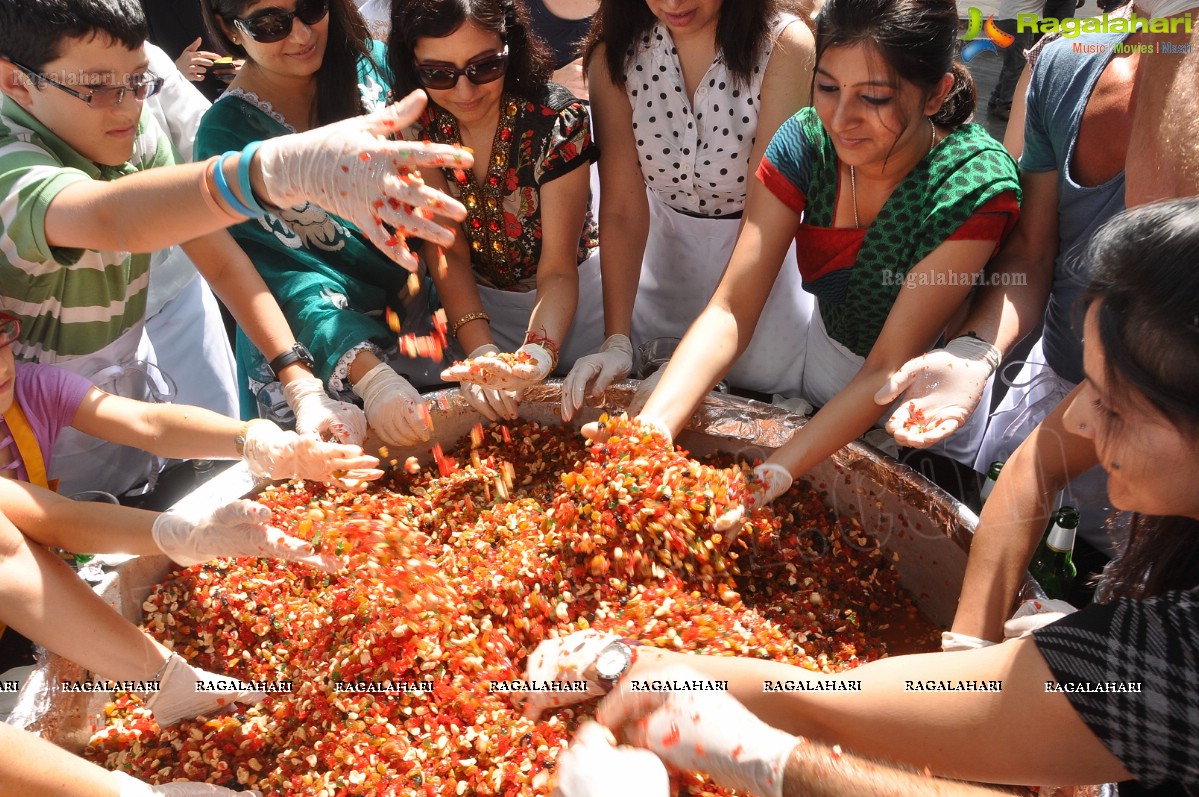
234, 0, 330, 44
0, 314, 20, 349
8, 60, 163, 108
415, 49, 509, 90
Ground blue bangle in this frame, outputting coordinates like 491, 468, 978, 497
213, 151, 258, 218
236, 140, 270, 216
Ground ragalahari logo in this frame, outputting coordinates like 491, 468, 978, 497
961, 7, 1016, 60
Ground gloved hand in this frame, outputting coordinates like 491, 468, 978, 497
874, 335, 1001, 448
115, 770, 262, 796
626, 366, 664, 417
713, 463, 793, 532
144, 653, 268, 728
241, 420, 382, 486
561, 334, 634, 421
1002, 598, 1077, 640
151, 499, 338, 571
115, 770, 261, 796
441, 342, 555, 392
521, 630, 619, 719
598, 665, 798, 797
351, 363, 432, 446
453, 345, 522, 422
254, 90, 471, 270
940, 631, 996, 652
580, 414, 673, 447
282, 376, 367, 446
552, 721, 670, 797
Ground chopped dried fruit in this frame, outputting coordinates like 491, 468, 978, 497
87, 420, 936, 796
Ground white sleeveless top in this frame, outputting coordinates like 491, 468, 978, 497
624, 14, 799, 216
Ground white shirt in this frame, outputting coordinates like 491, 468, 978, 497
624, 14, 797, 217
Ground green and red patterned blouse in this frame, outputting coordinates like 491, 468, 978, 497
413, 83, 598, 291
757, 107, 1021, 358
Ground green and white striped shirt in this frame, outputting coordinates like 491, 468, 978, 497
0, 96, 175, 364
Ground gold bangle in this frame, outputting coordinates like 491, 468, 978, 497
234, 420, 255, 457
451, 311, 491, 337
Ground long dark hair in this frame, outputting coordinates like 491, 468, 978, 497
814, 0, 975, 128
200, 0, 373, 126
387, 0, 554, 100
1081, 199, 1199, 599
582, 0, 807, 89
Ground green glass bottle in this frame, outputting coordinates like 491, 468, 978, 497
1029, 506, 1080, 600
979, 461, 1004, 505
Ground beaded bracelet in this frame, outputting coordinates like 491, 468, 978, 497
451, 310, 491, 337
235, 140, 271, 216
213, 151, 259, 219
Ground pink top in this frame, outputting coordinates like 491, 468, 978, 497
0, 362, 92, 482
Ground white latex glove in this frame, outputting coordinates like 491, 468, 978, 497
144, 654, 268, 728
940, 631, 996, 652
115, 770, 262, 796
454, 345, 521, 422
255, 90, 471, 270
351, 363, 432, 446
598, 665, 798, 797
151, 499, 338, 571
580, 413, 673, 447
875, 335, 1001, 448
242, 420, 382, 486
552, 721, 670, 797
561, 334, 634, 421
627, 366, 664, 417
522, 630, 618, 719
1003, 598, 1077, 640
282, 376, 368, 445
441, 342, 554, 392
115, 770, 258, 796
713, 463, 794, 532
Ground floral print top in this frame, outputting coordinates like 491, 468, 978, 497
413, 83, 598, 291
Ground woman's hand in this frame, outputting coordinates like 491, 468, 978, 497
241, 420, 382, 486
282, 376, 368, 445
875, 335, 1001, 448
712, 463, 793, 531
174, 37, 219, 83
350, 363, 432, 447
253, 90, 473, 271
116, 770, 262, 796
453, 344, 522, 422
562, 334, 635, 421
441, 343, 554, 392
150, 499, 338, 572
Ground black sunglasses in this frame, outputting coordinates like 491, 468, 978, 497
415, 49, 509, 91
234, 0, 330, 43
9, 60, 163, 108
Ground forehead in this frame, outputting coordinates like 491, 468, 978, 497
242, 0, 300, 15
816, 42, 897, 87
413, 21, 503, 63
42, 33, 148, 76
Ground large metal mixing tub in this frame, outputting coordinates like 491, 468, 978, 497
20, 380, 1030, 749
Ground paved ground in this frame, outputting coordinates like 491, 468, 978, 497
963, 48, 1013, 143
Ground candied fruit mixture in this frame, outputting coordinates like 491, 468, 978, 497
87, 418, 935, 796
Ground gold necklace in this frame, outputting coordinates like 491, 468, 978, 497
849, 118, 938, 229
